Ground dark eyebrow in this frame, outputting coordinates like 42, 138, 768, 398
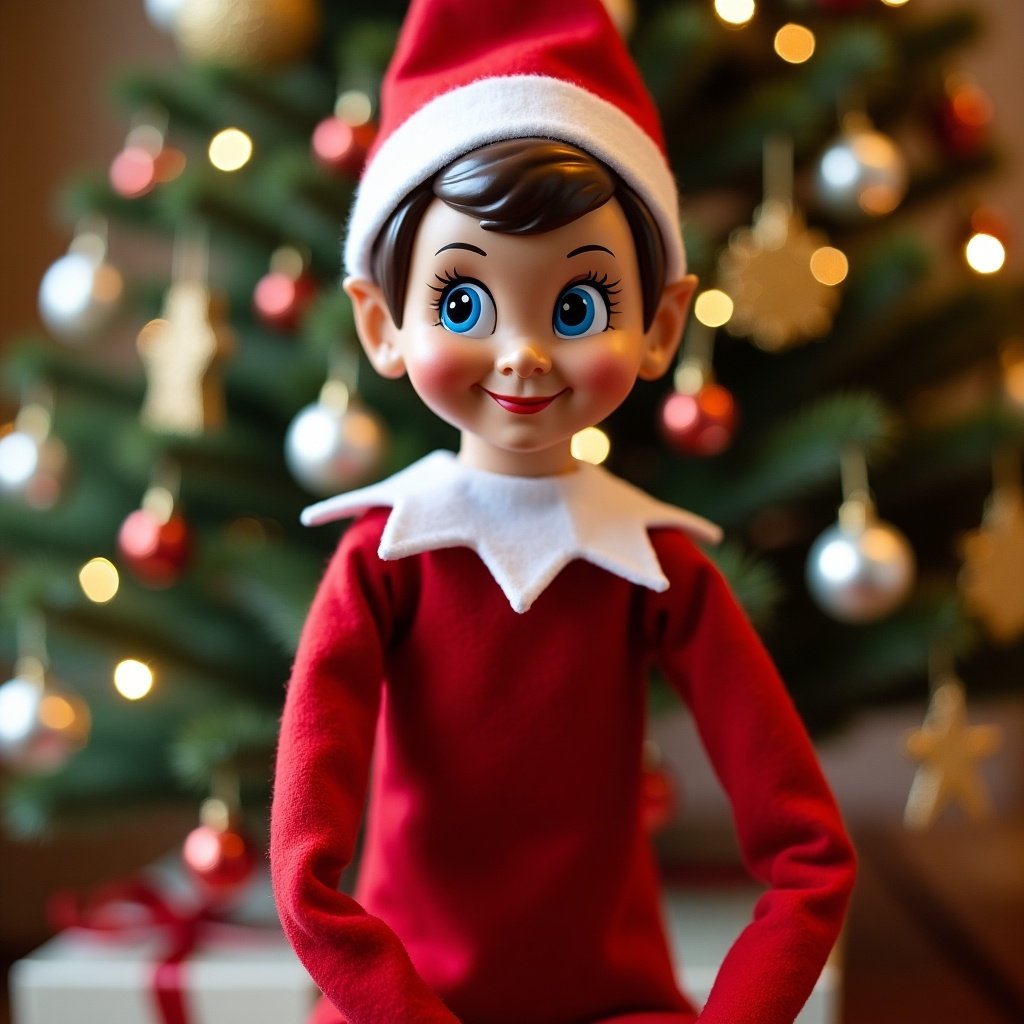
434, 242, 487, 257
566, 244, 614, 259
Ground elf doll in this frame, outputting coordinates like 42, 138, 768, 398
270, 2, 857, 1023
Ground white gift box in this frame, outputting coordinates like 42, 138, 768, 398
9, 862, 318, 1024
10, 927, 318, 1024
11, 876, 837, 1024
665, 885, 840, 1024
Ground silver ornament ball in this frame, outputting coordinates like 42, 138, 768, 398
815, 125, 908, 220
38, 251, 123, 344
0, 429, 68, 510
0, 664, 91, 774
806, 516, 915, 623
144, 0, 184, 30
285, 397, 387, 495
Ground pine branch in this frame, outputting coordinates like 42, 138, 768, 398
662, 392, 898, 526
171, 705, 280, 792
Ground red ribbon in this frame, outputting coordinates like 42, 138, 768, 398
49, 877, 220, 1024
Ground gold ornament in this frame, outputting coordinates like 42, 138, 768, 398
904, 678, 1001, 830
138, 279, 235, 435
718, 137, 843, 352
174, 0, 320, 69
959, 450, 1024, 643
719, 198, 841, 351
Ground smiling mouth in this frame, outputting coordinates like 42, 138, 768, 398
482, 388, 569, 415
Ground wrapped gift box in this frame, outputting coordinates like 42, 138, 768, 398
10, 927, 318, 1024
11, 874, 837, 1024
9, 861, 318, 1024
665, 885, 840, 1024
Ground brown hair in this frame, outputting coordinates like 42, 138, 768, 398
370, 138, 666, 331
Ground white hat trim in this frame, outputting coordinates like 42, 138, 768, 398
343, 73, 684, 282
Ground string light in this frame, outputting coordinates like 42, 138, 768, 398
965, 233, 1006, 275
208, 128, 253, 172
114, 659, 154, 701
714, 0, 755, 28
694, 289, 734, 328
774, 24, 815, 64
571, 427, 611, 465
809, 246, 849, 286
79, 557, 120, 604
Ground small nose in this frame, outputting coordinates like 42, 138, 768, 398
496, 340, 551, 377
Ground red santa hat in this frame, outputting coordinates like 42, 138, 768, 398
343, 0, 685, 283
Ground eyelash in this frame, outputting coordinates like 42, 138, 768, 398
426, 268, 623, 327
428, 268, 465, 324
577, 271, 622, 326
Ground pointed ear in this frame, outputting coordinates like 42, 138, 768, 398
637, 275, 698, 381
343, 276, 407, 379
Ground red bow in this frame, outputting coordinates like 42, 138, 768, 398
49, 877, 221, 1024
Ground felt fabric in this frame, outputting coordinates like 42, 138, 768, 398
343, 0, 685, 282
301, 451, 721, 613
271, 466, 856, 1024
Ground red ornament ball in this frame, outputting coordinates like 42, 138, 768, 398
182, 823, 256, 898
110, 146, 158, 198
659, 384, 738, 457
253, 270, 317, 332
117, 506, 192, 588
935, 77, 993, 158
311, 117, 376, 177
967, 205, 1012, 247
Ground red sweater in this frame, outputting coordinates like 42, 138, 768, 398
271, 509, 855, 1024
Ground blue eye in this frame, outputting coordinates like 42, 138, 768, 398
438, 281, 496, 337
553, 284, 609, 338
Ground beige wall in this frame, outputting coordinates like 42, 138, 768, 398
0, 2, 175, 352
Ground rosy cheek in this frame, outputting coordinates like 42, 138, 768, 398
406, 335, 487, 395
571, 349, 637, 401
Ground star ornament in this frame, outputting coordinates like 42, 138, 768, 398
903, 680, 1002, 830
959, 491, 1024, 643
137, 280, 235, 435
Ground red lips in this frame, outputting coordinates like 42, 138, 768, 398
482, 388, 569, 414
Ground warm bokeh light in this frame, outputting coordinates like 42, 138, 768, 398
571, 427, 611, 465
694, 289, 734, 328
880, 0, 910, 7
208, 128, 253, 172
774, 24, 815, 64
79, 557, 120, 604
39, 694, 77, 731
810, 246, 849, 286
335, 90, 373, 126
965, 233, 1006, 275
714, 0, 755, 28
1001, 340, 1024, 407
114, 659, 155, 701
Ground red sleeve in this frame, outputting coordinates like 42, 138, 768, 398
647, 530, 856, 1024
270, 512, 460, 1024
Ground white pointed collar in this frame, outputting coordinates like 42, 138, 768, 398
302, 451, 721, 614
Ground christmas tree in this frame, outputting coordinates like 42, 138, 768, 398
1, 0, 1021, 848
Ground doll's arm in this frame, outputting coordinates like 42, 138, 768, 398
270, 518, 460, 1024
649, 532, 856, 1024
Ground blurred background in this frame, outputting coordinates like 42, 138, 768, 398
2, 1, 1023, 1021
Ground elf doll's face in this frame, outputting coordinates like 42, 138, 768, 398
347, 196, 695, 476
